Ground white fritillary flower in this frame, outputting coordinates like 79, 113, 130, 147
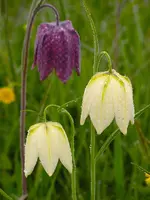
80, 69, 134, 135
24, 122, 72, 177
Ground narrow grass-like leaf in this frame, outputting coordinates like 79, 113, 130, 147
95, 104, 150, 162
0, 188, 13, 200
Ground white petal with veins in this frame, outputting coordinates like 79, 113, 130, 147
50, 122, 72, 173
111, 76, 129, 134
80, 73, 108, 125
37, 123, 59, 176
24, 124, 41, 177
90, 75, 114, 134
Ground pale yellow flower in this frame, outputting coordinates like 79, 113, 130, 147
24, 122, 72, 177
145, 173, 150, 186
80, 69, 134, 135
0, 87, 15, 104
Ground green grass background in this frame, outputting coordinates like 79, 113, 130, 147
0, 0, 150, 199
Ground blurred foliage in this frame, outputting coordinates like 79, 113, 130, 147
0, 0, 150, 199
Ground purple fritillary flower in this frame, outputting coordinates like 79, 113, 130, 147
32, 20, 80, 83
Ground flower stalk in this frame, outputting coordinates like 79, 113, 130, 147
44, 104, 77, 200
61, 108, 77, 200
81, 0, 99, 74
97, 51, 112, 73
81, 1, 98, 199
20, 3, 59, 196
90, 124, 96, 200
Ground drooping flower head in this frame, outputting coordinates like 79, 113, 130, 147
0, 87, 15, 104
24, 122, 72, 177
32, 20, 80, 83
80, 69, 135, 135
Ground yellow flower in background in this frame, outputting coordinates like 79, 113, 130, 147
80, 69, 134, 135
0, 87, 15, 104
25, 122, 72, 177
145, 173, 150, 186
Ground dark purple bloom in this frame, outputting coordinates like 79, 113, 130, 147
32, 20, 80, 83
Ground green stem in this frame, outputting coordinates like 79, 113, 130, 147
131, 162, 150, 174
36, 77, 53, 123
91, 124, 96, 200
61, 108, 77, 200
0, 188, 13, 200
82, 0, 99, 74
47, 163, 61, 198
95, 129, 119, 163
36, 0, 46, 7
94, 104, 150, 163
44, 104, 77, 200
82, 1, 99, 199
97, 51, 112, 73
134, 104, 150, 119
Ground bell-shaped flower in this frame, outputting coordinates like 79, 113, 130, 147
24, 122, 72, 177
32, 20, 80, 83
80, 69, 134, 135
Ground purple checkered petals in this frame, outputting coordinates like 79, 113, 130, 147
32, 20, 80, 83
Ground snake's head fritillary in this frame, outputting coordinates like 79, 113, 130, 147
32, 20, 80, 83
80, 70, 135, 135
24, 122, 72, 177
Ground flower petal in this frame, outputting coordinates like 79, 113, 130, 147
89, 75, 114, 134
47, 122, 72, 173
32, 23, 51, 69
37, 24, 55, 80
114, 71, 134, 125
145, 177, 150, 186
39, 33, 54, 80
37, 123, 59, 176
54, 28, 73, 82
58, 20, 80, 76
70, 30, 80, 75
80, 72, 108, 126
111, 75, 129, 134
24, 124, 41, 177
